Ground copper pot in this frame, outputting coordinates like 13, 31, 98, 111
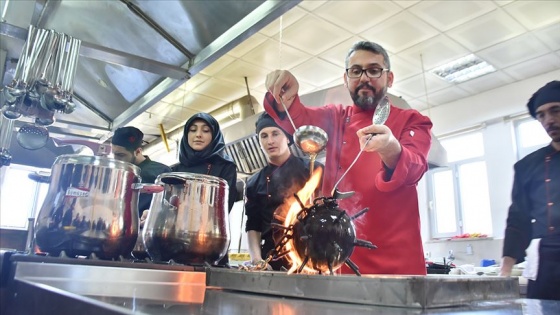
143, 172, 230, 265
34, 154, 161, 259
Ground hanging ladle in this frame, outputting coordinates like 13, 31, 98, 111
331, 97, 391, 199
279, 99, 328, 178
16, 123, 49, 150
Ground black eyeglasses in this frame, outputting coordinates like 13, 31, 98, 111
346, 67, 389, 79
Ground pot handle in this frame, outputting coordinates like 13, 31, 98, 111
132, 183, 164, 194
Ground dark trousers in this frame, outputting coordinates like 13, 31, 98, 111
527, 234, 560, 300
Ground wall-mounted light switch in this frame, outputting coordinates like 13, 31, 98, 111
466, 244, 473, 255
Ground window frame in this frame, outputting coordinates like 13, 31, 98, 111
426, 130, 492, 240
0, 164, 50, 230
513, 117, 550, 160
427, 154, 488, 239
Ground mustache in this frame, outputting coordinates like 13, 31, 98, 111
355, 83, 375, 94
546, 125, 560, 133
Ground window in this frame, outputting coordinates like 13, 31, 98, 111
514, 118, 550, 160
427, 132, 493, 239
0, 164, 49, 229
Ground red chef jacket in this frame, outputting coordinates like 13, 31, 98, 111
264, 93, 432, 275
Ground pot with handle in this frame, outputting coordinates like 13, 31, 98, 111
143, 172, 230, 265
34, 154, 162, 260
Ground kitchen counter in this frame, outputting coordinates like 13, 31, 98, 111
1, 255, 558, 315
6, 279, 560, 315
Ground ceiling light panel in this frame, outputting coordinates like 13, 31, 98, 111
430, 54, 496, 83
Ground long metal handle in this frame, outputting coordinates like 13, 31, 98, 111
331, 134, 374, 196
279, 99, 298, 131
331, 97, 390, 196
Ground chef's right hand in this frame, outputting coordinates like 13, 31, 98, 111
140, 210, 149, 228
265, 70, 299, 109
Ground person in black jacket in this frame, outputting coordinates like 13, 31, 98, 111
245, 113, 323, 271
111, 126, 171, 217
500, 80, 560, 300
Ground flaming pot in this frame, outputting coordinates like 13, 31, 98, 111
34, 155, 148, 259
143, 172, 230, 265
290, 199, 357, 274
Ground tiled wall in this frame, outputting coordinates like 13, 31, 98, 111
423, 238, 503, 267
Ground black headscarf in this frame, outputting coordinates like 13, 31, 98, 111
178, 113, 233, 167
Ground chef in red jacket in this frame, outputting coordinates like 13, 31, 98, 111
264, 41, 432, 275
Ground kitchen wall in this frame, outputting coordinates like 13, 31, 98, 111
423, 238, 504, 266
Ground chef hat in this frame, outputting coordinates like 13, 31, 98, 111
255, 112, 293, 145
111, 126, 143, 150
527, 80, 560, 118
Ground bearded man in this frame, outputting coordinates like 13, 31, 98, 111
263, 41, 433, 275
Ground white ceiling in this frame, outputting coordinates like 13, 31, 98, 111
129, 0, 560, 144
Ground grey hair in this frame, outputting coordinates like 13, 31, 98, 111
345, 41, 390, 70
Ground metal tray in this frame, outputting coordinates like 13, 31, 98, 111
206, 269, 520, 309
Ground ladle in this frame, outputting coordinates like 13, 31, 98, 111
331, 97, 390, 197
16, 123, 49, 150
279, 99, 328, 178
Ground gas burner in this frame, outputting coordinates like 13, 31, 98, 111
268, 193, 376, 276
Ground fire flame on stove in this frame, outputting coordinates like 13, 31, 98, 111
269, 168, 377, 276
283, 168, 323, 274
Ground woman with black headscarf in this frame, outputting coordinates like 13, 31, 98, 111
171, 113, 238, 212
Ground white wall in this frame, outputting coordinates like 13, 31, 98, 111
418, 70, 559, 265
424, 69, 560, 136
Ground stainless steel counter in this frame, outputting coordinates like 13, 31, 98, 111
206, 268, 520, 309
2, 257, 559, 315
6, 279, 560, 315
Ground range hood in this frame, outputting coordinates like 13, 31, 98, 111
222, 85, 447, 176
0, 0, 299, 168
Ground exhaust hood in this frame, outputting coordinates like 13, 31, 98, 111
0, 0, 300, 168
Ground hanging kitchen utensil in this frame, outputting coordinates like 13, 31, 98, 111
0, 115, 15, 166
16, 123, 49, 150
331, 97, 390, 197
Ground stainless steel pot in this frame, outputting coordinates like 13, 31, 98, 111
34, 154, 159, 259
143, 172, 230, 265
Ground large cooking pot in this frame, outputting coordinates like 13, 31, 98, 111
34, 154, 160, 259
143, 172, 230, 265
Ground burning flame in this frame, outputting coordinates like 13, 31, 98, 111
109, 213, 120, 237
283, 167, 322, 274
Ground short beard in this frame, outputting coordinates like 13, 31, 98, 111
350, 84, 387, 111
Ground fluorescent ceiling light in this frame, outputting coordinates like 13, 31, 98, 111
430, 54, 496, 83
